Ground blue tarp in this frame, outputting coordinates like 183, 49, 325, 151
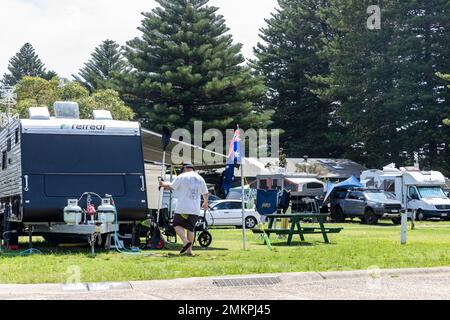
323, 176, 364, 203
325, 181, 334, 193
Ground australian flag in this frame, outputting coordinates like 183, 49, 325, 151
222, 128, 242, 196
227, 128, 242, 165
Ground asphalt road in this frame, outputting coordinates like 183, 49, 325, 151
1, 267, 450, 300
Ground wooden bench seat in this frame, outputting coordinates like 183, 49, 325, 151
301, 227, 343, 234
252, 227, 343, 235
252, 228, 291, 235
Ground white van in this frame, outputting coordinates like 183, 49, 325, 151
361, 165, 450, 221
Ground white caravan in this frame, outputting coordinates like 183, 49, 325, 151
361, 164, 450, 221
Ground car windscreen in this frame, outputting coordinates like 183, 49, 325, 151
364, 191, 396, 201
417, 187, 447, 199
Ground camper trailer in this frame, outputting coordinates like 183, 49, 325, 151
361, 164, 450, 221
0, 102, 148, 250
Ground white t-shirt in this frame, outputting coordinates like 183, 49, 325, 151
170, 171, 209, 216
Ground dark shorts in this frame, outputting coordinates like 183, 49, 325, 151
173, 214, 199, 232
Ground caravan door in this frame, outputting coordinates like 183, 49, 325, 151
407, 186, 421, 212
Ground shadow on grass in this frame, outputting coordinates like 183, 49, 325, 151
253, 240, 337, 247
0, 239, 228, 258
327, 219, 399, 228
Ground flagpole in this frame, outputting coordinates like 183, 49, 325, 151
239, 126, 246, 250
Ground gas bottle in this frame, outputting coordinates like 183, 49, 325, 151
64, 199, 82, 225
97, 198, 115, 224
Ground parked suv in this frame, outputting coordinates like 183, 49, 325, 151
330, 189, 402, 225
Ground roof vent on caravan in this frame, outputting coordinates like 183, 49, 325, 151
53, 101, 80, 119
93, 110, 113, 120
29, 107, 50, 120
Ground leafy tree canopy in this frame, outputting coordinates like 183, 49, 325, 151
11, 76, 133, 121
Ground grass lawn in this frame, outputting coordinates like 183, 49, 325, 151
0, 221, 449, 284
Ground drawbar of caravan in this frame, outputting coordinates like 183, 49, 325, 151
0, 102, 148, 251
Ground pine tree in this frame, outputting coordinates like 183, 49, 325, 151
315, 0, 401, 168
391, 0, 450, 171
436, 72, 450, 174
74, 39, 126, 91
438, 72, 450, 126
316, 0, 450, 173
254, 0, 343, 158
1, 43, 55, 86
121, 0, 267, 133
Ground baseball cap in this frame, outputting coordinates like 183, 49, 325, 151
182, 162, 195, 170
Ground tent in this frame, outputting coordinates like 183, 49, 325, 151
325, 180, 334, 193
323, 176, 364, 203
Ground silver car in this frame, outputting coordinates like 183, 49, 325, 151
207, 200, 260, 228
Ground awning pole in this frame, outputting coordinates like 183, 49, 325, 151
242, 159, 246, 250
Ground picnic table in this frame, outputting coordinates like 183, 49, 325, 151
252, 213, 343, 245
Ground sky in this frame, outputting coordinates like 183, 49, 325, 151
0, 0, 279, 79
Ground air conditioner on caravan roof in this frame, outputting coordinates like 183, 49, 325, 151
93, 110, 113, 120
29, 107, 50, 120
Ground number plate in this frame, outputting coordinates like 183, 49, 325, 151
391, 210, 399, 213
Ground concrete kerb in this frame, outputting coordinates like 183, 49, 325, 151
0, 266, 449, 294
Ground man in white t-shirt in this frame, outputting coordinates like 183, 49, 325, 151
159, 162, 209, 255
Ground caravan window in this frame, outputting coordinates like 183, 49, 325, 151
259, 179, 267, 189
383, 179, 395, 192
366, 178, 375, 188
272, 179, 281, 188
307, 182, 324, 189
2, 151, 6, 170
15, 128, 19, 144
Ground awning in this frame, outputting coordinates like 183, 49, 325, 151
285, 178, 323, 185
323, 176, 364, 203
141, 128, 227, 169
